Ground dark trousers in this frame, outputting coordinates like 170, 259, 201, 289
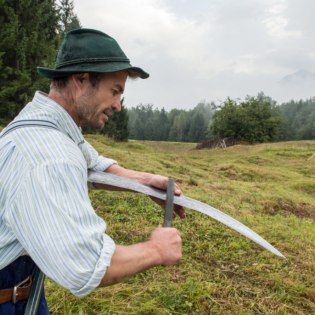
0, 256, 49, 315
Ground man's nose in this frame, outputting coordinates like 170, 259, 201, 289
112, 98, 121, 112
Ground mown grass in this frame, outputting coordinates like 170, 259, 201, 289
45, 137, 315, 314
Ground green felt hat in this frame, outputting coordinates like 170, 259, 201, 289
37, 28, 149, 79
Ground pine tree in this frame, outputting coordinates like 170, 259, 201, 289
279, 98, 315, 140
188, 112, 207, 142
59, 0, 81, 33
156, 108, 170, 141
101, 98, 129, 141
169, 111, 188, 142
0, 0, 60, 121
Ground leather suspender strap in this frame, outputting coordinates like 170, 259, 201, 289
0, 119, 59, 138
24, 268, 45, 315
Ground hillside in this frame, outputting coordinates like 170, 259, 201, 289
44, 137, 315, 314
272, 69, 315, 102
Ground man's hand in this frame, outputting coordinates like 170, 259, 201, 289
146, 174, 186, 219
149, 226, 182, 265
107, 165, 186, 219
99, 227, 182, 286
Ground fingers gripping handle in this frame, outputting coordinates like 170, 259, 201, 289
163, 178, 174, 227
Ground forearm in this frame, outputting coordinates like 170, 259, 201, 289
99, 227, 182, 287
99, 242, 161, 286
92, 164, 153, 191
106, 164, 153, 185
106, 164, 181, 194
105, 164, 186, 218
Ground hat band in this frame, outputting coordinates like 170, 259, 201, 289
56, 57, 130, 69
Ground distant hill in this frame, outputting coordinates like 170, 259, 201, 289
268, 69, 315, 102
279, 69, 315, 84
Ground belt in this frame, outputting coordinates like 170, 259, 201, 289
0, 275, 32, 304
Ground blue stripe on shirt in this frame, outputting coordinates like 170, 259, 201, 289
0, 91, 117, 297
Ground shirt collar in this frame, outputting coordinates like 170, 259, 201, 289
32, 91, 85, 145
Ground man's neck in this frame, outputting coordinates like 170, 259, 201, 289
48, 89, 80, 126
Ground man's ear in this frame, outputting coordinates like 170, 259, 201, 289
71, 73, 90, 92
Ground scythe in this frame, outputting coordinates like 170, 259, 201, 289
88, 171, 286, 259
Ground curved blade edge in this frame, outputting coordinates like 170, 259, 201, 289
88, 171, 286, 259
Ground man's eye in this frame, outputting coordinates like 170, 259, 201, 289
112, 89, 119, 96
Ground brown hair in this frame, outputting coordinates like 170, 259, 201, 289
50, 71, 138, 91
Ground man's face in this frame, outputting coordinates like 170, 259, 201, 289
75, 71, 128, 129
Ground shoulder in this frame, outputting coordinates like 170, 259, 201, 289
10, 127, 86, 170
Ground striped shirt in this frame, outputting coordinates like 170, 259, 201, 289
0, 91, 117, 297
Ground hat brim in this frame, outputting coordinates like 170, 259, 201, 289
37, 62, 149, 79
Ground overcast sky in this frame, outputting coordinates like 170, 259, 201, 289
73, 0, 315, 110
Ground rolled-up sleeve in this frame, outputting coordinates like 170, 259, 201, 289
5, 160, 115, 297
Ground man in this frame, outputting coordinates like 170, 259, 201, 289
0, 28, 184, 314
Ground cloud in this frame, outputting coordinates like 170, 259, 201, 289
73, 0, 315, 108
74, 0, 211, 76
263, 1, 301, 39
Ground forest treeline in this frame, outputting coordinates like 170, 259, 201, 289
1, 1, 314, 143
127, 94, 315, 143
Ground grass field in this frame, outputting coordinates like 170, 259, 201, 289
45, 136, 315, 314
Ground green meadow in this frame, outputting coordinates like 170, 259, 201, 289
44, 137, 315, 314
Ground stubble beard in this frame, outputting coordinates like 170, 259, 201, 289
75, 89, 104, 130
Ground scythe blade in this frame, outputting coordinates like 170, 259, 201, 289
88, 170, 286, 259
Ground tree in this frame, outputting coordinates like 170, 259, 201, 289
155, 108, 170, 141
187, 112, 207, 142
211, 94, 283, 143
101, 98, 129, 141
210, 98, 241, 139
187, 101, 214, 142
0, 0, 60, 121
59, 0, 81, 33
169, 111, 189, 142
128, 102, 214, 142
278, 98, 315, 140
128, 104, 155, 140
